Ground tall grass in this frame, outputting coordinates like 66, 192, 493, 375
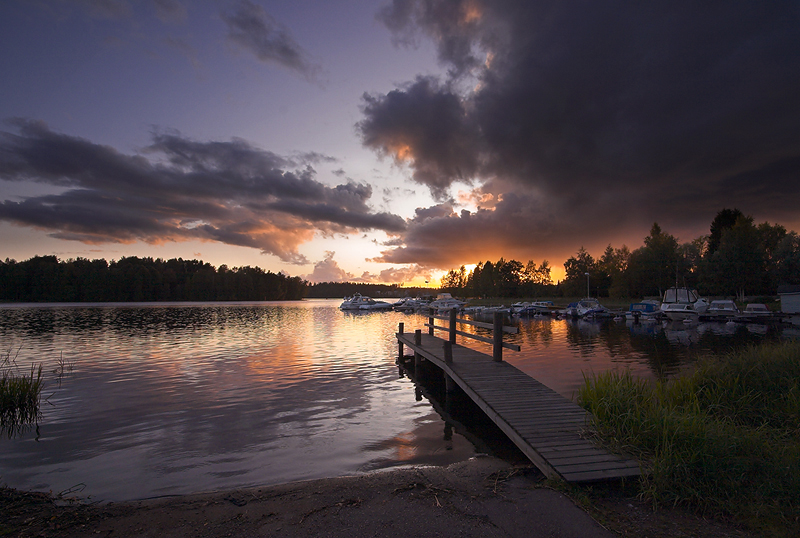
578, 341, 800, 536
0, 348, 44, 436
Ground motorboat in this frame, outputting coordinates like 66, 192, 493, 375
661, 287, 709, 310
660, 287, 709, 321
393, 296, 431, 312
339, 293, 379, 310
625, 301, 661, 322
661, 302, 701, 322
514, 301, 555, 316
738, 303, 772, 322
702, 300, 739, 321
428, 293, 466, 311
575, 298, 610, 318
359, 300, 394, 311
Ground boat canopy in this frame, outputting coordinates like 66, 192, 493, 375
662, 287, 698, 303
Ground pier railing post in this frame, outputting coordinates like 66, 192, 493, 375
428, 308, 434, 335
398, 322, 404, 361
443, 340, 453, 364
448, 308, 457, 344
493, 311, 503, 362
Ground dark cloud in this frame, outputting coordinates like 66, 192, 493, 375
366, 0, 800, 265
358, 76, 481, 201
221, 0, 321, 81
0, 120, 405, 264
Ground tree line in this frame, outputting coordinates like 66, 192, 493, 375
306, 282, 430, 298
0, 256, 307, 302
441, 209, 800, 299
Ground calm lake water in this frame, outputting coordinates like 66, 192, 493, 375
0, 299, 793, 501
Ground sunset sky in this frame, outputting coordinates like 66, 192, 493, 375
2, 1, 799, 286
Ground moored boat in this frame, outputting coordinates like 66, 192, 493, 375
661, 287, 708, 321
625, 301, 661, 322
428, 293, 466, 311
737, 303, 772, 322
701, 300, 739, 321
661, 302, 700, 322
576, 298, 610, 318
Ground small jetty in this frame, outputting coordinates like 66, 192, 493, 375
397, 310, 640, 483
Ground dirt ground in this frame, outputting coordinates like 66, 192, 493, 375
1, 456, 756, 538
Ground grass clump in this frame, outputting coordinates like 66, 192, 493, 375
578, 340, 800, 536
1, 348, 44, 436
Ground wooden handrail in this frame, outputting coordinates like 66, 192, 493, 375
425, 308, 520, 361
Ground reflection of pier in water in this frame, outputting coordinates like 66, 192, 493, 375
397, 313, 640, 483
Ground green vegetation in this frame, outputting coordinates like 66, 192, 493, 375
578, 341, 800, 536
0, 255, 307, 302
0, 348, 44, 437
441, 208, 800, 299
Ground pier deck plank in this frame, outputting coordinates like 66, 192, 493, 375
397, 332, 640, 483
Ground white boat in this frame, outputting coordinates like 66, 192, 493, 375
661, 302, 700, 322
702, 300, 739, 320
514, 301, 555, 316
737, 303, 772, 322
743, 303, 771, 316
576, 298, 609, 318
428, 293, 466, 311
339, 293, 377, 310
359, 300, 394, 311
661, 287, 709, 322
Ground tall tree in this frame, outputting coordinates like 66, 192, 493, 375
705, 215, 764, 299
707, 208, 745, 257
563, 247, 596, 297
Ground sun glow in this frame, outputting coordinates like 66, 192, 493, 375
461, 2, 482, 24
394, 144, 414, 162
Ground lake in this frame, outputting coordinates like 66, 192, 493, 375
0, 299, 792, 501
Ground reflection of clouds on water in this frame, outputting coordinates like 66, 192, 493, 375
0, 302, 790, 502
0, 301, 466, 502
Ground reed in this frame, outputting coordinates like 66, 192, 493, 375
0, 348, 45, 435
578, 341, 800, 536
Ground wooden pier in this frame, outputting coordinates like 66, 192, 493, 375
397, 312, 641, 483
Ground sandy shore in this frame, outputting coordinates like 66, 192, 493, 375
2, 456, 754, 538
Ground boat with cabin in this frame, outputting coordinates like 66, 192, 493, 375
514, 301, 556, 316
660, 287, 709, 322
737, 303, 772, 322
624, 301, 661, 322
340, 293, 392, 311
428, 293, 466, 311
701, 300, 739, 321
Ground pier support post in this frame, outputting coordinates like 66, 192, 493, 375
443, 341, 455, 392
428, 309, 434, 335
414, 329, 422, 370
445, 372, 456, 393
493, 312, 503, 362
448, 308, 457, 344
398, 322, 404, 361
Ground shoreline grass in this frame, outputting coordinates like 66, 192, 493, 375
578, 340, 800, 536
0, 348, 45, 437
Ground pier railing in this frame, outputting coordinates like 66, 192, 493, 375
398, 308, 520, 362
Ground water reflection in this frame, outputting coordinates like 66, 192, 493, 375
0, 301, 790, 501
